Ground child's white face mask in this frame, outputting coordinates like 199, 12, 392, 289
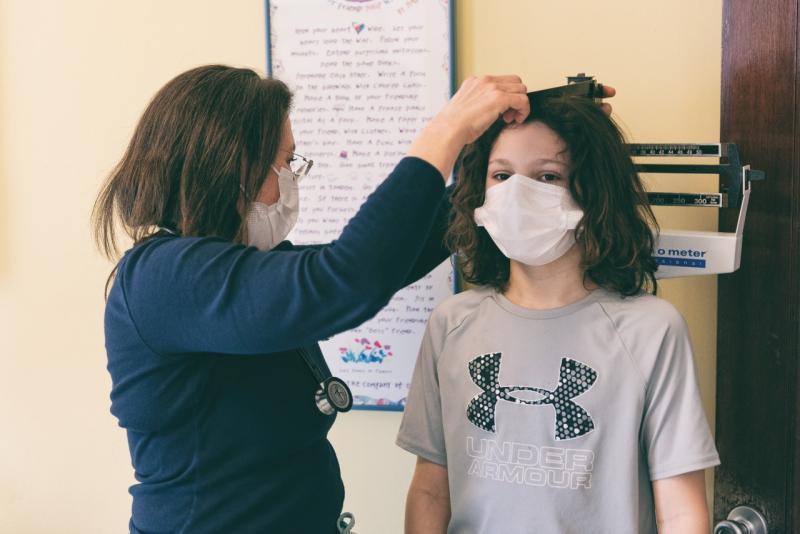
245, 165, 301, 251
474, 174, 583, 266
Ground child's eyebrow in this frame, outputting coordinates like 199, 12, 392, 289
534, 158, 568, 167
488, 157, 568, 167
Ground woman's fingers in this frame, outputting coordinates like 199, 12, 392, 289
501, 109, 516, 124
600, 85, 616, 115
503, 92, 530, 123
457, 75, 526, 98
465, 74, 523, 85
442, 74, 531, 141
487, 74, 523, 83
494, 82, 528, 94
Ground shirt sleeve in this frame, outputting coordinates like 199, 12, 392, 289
396, 318, 447, 466
399, 183, 452, 286
289, 182, 452, 288
116, 157, 445, 355
641, 314, 720, 480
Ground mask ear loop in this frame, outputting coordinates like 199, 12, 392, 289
241, 161, 280, 204
238, 163, 280, 244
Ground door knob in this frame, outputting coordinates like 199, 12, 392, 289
714, 506, 768, 534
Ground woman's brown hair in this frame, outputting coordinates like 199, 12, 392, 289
92, 64, 293, 260
447, 96, 659, 296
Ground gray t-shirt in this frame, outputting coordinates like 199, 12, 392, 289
397, 287, 719, 534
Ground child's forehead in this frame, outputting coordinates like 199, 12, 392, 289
489, 121, 569, 165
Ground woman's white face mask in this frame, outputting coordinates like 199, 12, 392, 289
474, 175, 583, 265
245, 165, 301, 251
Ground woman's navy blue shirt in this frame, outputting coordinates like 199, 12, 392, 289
104, 157, 450, 533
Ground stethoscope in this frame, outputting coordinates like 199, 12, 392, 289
298, 344, 353, 415
157, 227, 353, 415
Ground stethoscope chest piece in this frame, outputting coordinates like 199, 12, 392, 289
299, 344, 354, 416
315, 376, 353, 415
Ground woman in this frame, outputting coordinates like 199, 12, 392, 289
398, 97, 719, 533
92, 65, 530, 532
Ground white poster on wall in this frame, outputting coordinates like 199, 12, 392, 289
267, 0, 455, 410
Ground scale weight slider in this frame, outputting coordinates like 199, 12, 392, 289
647, 192, 726, 207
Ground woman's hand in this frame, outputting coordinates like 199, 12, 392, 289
600, 85, 616, 115
434, 74, 531, 145
407, 74, 530, 179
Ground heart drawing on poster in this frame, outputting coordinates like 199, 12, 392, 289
352, 22, 366, 34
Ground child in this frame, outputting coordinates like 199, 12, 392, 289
397, 97, 719, 534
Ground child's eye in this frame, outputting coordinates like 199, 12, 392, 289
539, 173, 561, 183
491, 172, 512, 181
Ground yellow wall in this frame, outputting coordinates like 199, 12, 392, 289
0, 1, 720, 532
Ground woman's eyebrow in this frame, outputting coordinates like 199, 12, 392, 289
487, 158, 513, 166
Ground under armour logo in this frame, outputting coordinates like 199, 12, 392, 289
466, 353, 598, 441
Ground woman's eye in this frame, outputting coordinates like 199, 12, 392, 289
491, 172, 512, 181
539, 173, 561, 183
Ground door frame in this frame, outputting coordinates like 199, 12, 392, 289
715, 0, 800, 531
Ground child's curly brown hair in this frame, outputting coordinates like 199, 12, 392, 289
446, 96, 658, 296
